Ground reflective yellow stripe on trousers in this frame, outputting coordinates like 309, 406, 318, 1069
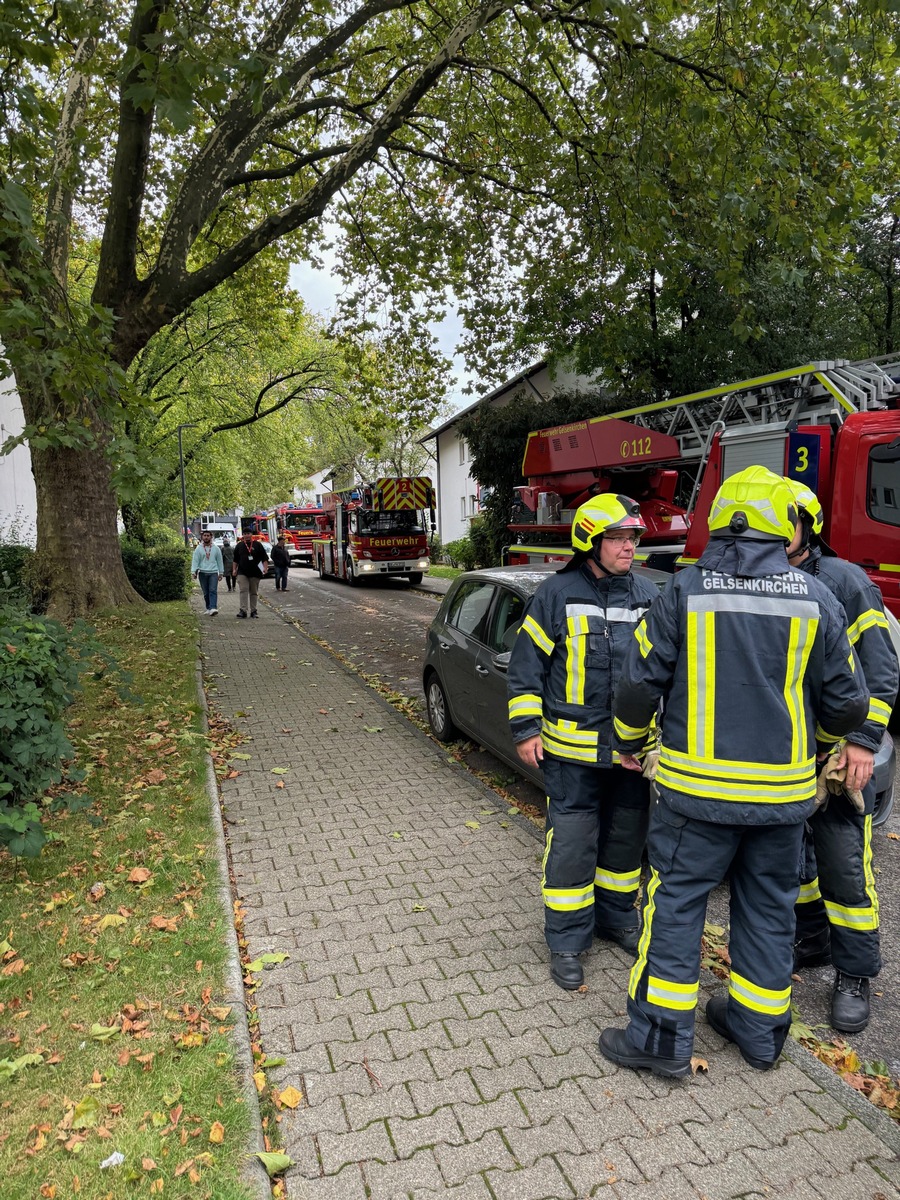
728, 969, 791, 1016
541, 827, 593, 911
594, 866, 641, 894
824, 815, 879, 931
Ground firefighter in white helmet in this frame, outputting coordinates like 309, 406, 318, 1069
782, 475, 897, 1033
507, 493, 661, 990
599, 466, 868, 1077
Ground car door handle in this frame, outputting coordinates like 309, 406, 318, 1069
439, 640, 451, 651
475, 664, 490, 675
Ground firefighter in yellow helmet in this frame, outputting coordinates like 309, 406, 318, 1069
783, 476, 897, 1032
599, 466, 868, 1077
507, 494, 661, 989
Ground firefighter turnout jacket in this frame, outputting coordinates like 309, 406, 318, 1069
801, 547, 898, 754
614, 541, 869, 824
508, 561, 661, 766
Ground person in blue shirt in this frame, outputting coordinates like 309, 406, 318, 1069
191, 530, 224, 615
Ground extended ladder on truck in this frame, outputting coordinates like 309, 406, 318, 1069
509, 356, 900, 619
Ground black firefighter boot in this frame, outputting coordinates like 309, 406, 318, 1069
549, 952, 584, 990
793, 925, 832, 971
831, 972, 870, 1034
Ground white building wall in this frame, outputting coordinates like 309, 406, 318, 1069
0, 372, 37, 546
431, 361, 597, 545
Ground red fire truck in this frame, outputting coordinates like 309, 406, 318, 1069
313, 476, 435, 585
274, 503, 322, 568
507, 357, 900, 618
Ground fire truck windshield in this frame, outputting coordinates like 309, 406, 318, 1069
358, 511, 425, 535
283, 513, 318, 531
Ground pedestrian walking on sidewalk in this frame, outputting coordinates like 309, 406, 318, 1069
507, 494, 660, 992
782, 476, 897, 1034
233, 531, 269, 618
599, 466, 868, 1080
191, 530, 224, 616
271, 535, 291, 591
221, 538, 235, 591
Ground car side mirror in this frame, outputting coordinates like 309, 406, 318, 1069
492, 651, 511, 673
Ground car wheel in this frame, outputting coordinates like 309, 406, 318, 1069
346, 557, 361, 587
407, 572, 423, 585
873, 779, 895, 827
425, 672, 458, 742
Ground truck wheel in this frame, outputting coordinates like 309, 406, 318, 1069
425, 672, 458, 742
407, 572, 423, 585
317, 554, 327, 580
346, 557, 361, 587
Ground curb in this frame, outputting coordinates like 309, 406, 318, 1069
195, 659, 271, 1200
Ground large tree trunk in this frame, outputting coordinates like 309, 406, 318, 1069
20, 381, 144, 620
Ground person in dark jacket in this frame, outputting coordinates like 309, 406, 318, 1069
782, 476, 898, 1033
599, 466, 868, 1078
221, 538, 235, 591
271, 535, 291, 591
507, 494, 661, 990
233, 531, 269, 618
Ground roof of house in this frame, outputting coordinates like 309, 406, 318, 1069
421, 359, 547, 440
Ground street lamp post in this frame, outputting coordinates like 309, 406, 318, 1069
177, 423, 198, 547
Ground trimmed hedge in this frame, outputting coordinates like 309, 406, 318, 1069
121, 543, 191, 602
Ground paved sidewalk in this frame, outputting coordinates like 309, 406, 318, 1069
199, 594, 900, 1200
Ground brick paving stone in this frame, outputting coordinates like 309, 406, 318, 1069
469, 1059, 546, 1101
608, 1166, 702, 1200
802, 1122, 896, 1172
619, 1126, 708, 1180
408, 1069, 481, 1113
434, 1129, 519, 1186
741, 1093, 829, 1143
811, 1160, 900, 1200
683, 1113, 769, 1161
343, 1082, 419, 1130
417, 1176, 495, 1199
454, 1092, 533, 1142
503, 1115, 587, 1166
363, 1148, 445, 1198
554, 1148, 642, 1196
388, 1106, 466, 1158
743, 1133, 839, 1189
484, 1155, 578, 1199
286, 1163, 368, 1200
316, 1120, 397, 1176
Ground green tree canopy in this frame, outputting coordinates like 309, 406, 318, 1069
1, 0, 897, 613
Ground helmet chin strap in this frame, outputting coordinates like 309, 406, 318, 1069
787, 516, 813, 564
591, 541, 615, 576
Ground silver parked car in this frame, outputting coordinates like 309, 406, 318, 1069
422, 564, 896, 826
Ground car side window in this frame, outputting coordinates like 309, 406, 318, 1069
487, 588, 526, 653
447, 582, 496, 642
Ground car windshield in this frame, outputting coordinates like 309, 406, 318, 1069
284, 514, 318, 531
358, 511, 425, 535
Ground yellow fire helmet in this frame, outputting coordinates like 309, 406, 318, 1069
781, 476, 825, 536
707, 465, 797, 542
570, 493, 647, 553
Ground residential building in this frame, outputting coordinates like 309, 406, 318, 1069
0, 369, 37, 545
422, 360, 598, 544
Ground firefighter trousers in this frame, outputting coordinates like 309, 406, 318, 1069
626, 801, 804, 1063
795, 783, 881, 978
540, 757, 650, 954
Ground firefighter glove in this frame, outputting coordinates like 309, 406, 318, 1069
641, 748, 660, 782
815, 742, 865, 815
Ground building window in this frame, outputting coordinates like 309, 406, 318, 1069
458, 437, 467, 465
469, 495, 478, 516
460, 497, 467, 520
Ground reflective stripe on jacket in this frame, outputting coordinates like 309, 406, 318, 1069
613, 545, 869, 824
507, 562, 661, 767
801, 549, 898, 752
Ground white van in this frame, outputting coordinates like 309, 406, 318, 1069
201, 522, 238, 545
